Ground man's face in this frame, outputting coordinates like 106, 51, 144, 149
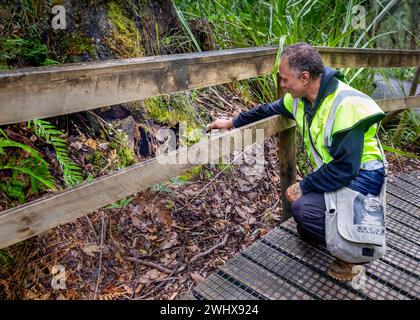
279, 58, 306, 98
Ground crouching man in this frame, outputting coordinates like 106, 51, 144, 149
207, 43, 387, 281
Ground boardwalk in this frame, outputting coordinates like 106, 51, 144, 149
183, 171, 420, 300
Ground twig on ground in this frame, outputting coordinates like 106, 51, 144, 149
188, 233, 229, 269
134, 276, 177, 300
84, 215, 99, 243
93, 217, 106, 300
126, 257, 186, 275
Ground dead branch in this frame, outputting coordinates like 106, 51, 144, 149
188, 232, 229, 268
126, 257, 186, 275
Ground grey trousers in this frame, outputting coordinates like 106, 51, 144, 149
291, 192, 326, 245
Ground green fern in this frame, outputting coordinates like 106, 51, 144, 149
0, 138, 56, 203
28, 119, 83, 187
0, 249, 12, 265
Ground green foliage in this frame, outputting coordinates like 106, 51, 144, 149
0, 138, 56, 203
215, 161, 235, 176
108, 129, 136, 169
176, 0, 416, 103
0, 249, 12, 265
0, 35, 58, 66
60, 33, 95, 59
0, 0, 60, 67
105, 1, 144, 58
151, 183, 176, 194
178, 166, 202, 182
105, 196, 134, 209
28, 119, 83, 187
380, 110, 420, 153
172, 0, 202, 52
382, 145, 420, 159
0, 65, 13, 71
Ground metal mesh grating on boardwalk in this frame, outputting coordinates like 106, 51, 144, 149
183, 171, 420, 300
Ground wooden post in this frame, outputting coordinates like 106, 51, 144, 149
277, 73, 296, 220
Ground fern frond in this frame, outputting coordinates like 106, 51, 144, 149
0, 164, 56, 190
0, 139, 48, 165
28, 119, 83, 187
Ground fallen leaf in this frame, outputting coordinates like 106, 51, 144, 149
169, 291, 179, 300
109, 149, 117, 162
99, 143, 109, 151
236, 207, 250, 220
190, 273, 205, 285
150, 203, 172, 230
85, 138, 98, 150
183, 189, 197, 196
82, 242, 101, 257
186, 244, 199, 253
159, 232, 178, 250
145, 234, 158, 241
131, 216, 142, 229
146, 269, 164, 280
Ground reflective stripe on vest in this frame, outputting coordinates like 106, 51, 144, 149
323, 90, 372, 149
323, 90, 387, 171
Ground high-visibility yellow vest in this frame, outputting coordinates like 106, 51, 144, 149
283, 80, 385, 168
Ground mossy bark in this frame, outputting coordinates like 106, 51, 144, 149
0, 0, 182, 66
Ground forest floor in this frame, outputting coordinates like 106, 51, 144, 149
0, 86, 419, 300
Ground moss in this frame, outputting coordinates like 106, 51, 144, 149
143, 96, 172, 124
178, 166, 202, 182
0, 249, 12, 266
105, 1, 144, 58
61, 32, 95, 58
109, 130, 136, 168
203, 168, 213, 180
233, 80, 256, 107
116, 146, 136, 168
216, 162, 234, 176
85, 150, 108, 171
165, 200, 175, 210
143, 94, 205, 145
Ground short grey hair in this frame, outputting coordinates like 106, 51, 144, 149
281, 43, 324, 78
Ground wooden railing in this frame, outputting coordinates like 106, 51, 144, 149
0, 46, 419, 249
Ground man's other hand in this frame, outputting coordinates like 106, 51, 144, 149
206, 118, 234, 131
286, 182, 302, 203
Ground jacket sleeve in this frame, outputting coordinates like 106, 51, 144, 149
299, 123, 365, 194
232, 98, 294, 128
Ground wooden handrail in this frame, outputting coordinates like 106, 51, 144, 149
375, 96, 420, 112
1, 46, 419, 125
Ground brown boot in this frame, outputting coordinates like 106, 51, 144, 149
327, 258, 361, 281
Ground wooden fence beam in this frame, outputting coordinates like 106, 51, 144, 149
317, 47, 420, 68
376, 95, 420, 112
1, 46, 419, 125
